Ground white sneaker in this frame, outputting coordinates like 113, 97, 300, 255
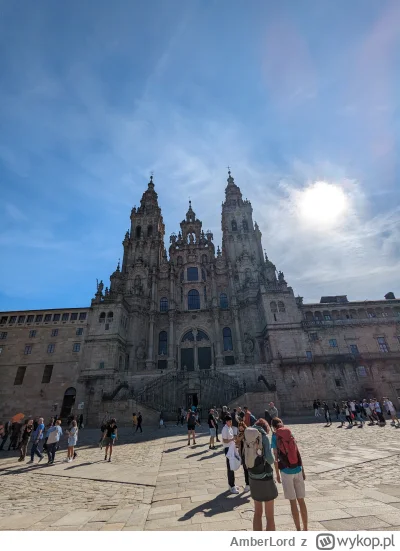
67, 458, 72, 463
244, 485, 250, 492
230, 486, 239, 494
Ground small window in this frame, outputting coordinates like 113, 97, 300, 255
306, 351, 313, 360
35, 315, 43, 322
335, 378, 342, 388
73, 343, 81, 352
136, 226, 141, 238
224, 355, 235, 365
76, 328, 83, 336
26, 315, 34, 323
44, 314, 52, 322
158, 359, 167, 370
9, 316, 17, 323
29, 330, 36, 338
182, 331, 194, 342
18, 315, 26, 323
51, 329, 58, 337
0, 316, 8, 324
42, 365, 53, 384
377, 337, 389, 353
70, 313, 78, 321
158, 331, 168, 355
357, 366, 367, 377
188, 289, 200, 310
79, 313, 87, 321
196, 330, 209, 341
243, 219, 249, 231
24, 345, 32, 355
99, 312, 106, 323
53, 314, 60, 321
231, 220, 237, 231
47, 344, 55, 354
0, 332, 7, 339
350, 344, 359, 355
270, 301, 277, 313
147, 225, 153, 237
278, 301, 285, 313
223, 327, 233, 351
309, 332, 318, 342
14, 366, 26, 385
99, 361, 105, 369
329, 339, 338, 348
187, 267, 199, 281
160, 297, 168, 312
105, 323, 110, 330
220, 293, 229, 309
324, 314, 332, 321
62, 313, 69, 321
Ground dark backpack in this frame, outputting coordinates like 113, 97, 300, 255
188, 413, 196, 425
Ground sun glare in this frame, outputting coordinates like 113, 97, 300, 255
297, 181, 349, 228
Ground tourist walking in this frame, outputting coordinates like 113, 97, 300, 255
65, 420, 78, 463
18, 419, 33, 462
243, 418, 277, 530
186, 409, 198, 446
374, 399, 386, 425
338, 403, 347, 427
271, 418, 308, 531
214, 407, 220, 442
8, 420, 22, 450
136, 412, 143, 433
354, 401, 364, 427
333, 401, 340, 421
159, 411, 167, 429
28, 417, 45, 463
132, 412, 137, 429
363, 400, 375, 425
383, 398, 400, 427
243, 406, 256, 426
313, 400, 321, 417
268, 402, 278, 420
208, 409, 216, 449
235, 420, 250, 492
46, 420, 63, 464
0, 420, 11, 451
322, 402, 331, 426
232, 408, 239, 436
221, 414, 239, 494
103, 418, 117, 462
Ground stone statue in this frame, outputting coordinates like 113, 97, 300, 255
97, 280, 104, 294
244, 333, 255, 355
278, 271, 286, 283
136, 340, 146, 360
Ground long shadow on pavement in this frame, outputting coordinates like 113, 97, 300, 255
178, 491, 250, 521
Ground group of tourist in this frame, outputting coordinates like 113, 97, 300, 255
0, 415, 80, 464
204, 403, 307, 532
313, 397, 400, 427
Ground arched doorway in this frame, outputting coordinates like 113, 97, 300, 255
180, 329, 212, 371
60, 387, 76, 419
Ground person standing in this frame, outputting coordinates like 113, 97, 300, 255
214, 407, 220, 442
8, 420, 22, 451
235, 420, 250, 492
333, 401, 339, 421
268, 402, 279, 420
46, 420, 63, 464
28, 417, 45, 463
132, 412, 138, 429
186, 409, 197, 446
374, 399, 386, 425
208, 409, 216, 449
232, 408, 239, 437
271, 418, 308, 532
354, 401, 364, 427
18, 419, 33, 462
243, 406, 256, 426
383, 398, 400, 427
221, 414, 239, 494
136, 412, 143, 433
65, 420, 78, 463
159, 411, 166, 429
322, 402, 331, 426
103, 418, 117, 462
0, 420, 11, 451
313, 400, 321, 417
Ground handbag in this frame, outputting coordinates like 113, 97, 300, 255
227, 444, 242, 471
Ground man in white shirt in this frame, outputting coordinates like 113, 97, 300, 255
221, 415, 239, 494
383, 397, 400, 426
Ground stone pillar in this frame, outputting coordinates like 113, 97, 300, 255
168, 311, 175, 369
213, 308, 223, 367
211, 264, 218, 307
193, 329, 199, 370
146, 312, 155, 370
233, 306, 245, 363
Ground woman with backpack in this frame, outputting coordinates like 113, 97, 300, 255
103, 418, 118, 462
235, 420, 250, 493
243, 418, 277, 531
186, 409, 198, 446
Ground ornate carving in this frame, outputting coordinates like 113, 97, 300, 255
136, 340, 146, 360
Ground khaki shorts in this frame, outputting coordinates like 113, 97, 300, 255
281, 471, 305, 501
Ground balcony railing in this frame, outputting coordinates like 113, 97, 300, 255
279, 350, 400, 366
302, 317, 400, 330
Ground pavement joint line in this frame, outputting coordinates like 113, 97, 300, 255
31, 472, 157, 488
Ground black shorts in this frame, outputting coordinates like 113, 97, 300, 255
187, 425, 195, 431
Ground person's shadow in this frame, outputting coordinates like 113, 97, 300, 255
177, 491, 250, 522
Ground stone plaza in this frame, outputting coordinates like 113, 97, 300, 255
1, 420, 400, 531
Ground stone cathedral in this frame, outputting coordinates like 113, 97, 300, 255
1, 172, 400, 425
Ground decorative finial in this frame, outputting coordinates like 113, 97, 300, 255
116, 259, 120, 272
227, 165, 231, 176
150, 171, 154, 182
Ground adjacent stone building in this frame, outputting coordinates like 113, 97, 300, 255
1, 173, 400, 425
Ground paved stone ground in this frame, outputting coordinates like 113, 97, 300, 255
1, 420, 400, 531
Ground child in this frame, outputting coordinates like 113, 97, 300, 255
271, 418, 308, 531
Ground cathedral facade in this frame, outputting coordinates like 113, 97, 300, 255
1, 173, 400, 425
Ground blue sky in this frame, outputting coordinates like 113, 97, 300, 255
1, 0, 399, 311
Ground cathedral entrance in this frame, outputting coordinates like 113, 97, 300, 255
180, 329, 212, 370
60, 387, 76, 419
186, 392, 198, 409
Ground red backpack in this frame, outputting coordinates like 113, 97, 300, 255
276, 427, 301, 470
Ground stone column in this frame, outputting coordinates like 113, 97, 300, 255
193, 329, 199, 370
213, 308, 223, 367
233, 306, 245, 363
146, 312, 155, 370
168, 311, 175, 369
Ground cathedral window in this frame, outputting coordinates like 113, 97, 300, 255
188, 289, 200, 310
147, 225, 153, 237
62, 313, 69, 321
278, 301, 285, 312
47, 344, 55, 354
270, 301, 277, 313
107, 312, 113, 321
99, 312, 106, 323
243, 219, 249, 231
196, 330, 209, 341
73, 343, 81, 353
201, 268, 206, 281
231, 220, 237, 231
160, 297, 168, 312
136, 226, 142, 238
182, 331, 194, 342
220, 293, 229, 309
158, 331, 168, 355
223, 327, 233, 351
187, 267, 198, 281
53, 314, 60, 321
79, 313, 87, 321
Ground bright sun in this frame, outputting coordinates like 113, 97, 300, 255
297, 181, 349, 228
